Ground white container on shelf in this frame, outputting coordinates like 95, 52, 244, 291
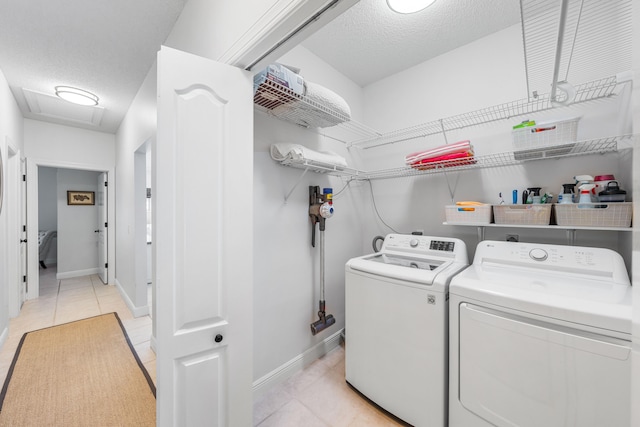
554, 203, 633, 227
512, 117, 581, 160
445, 205, 492, 224
493, 205, 552, 225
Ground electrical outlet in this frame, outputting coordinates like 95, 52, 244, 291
506, 234, 519, 242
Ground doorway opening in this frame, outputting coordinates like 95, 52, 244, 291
26, 159, 114, 302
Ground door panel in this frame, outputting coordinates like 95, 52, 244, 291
156, 46, 253, 427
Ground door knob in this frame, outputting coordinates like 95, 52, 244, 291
20, 239, 27, 243
94, 230, 99, 233
214, 334, 223, 343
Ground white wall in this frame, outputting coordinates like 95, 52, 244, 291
24, 120, 115, 296
0, 67, 24, 343
358, 24, 633, 262
253, 21, 636, 389
252, 45, 367, 381
56, 169, 100, 276
114, 63, 156, 314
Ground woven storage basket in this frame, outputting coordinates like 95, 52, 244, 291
553, 203, 632, 227
493, 205, 552, 225
445, 205, 492, 224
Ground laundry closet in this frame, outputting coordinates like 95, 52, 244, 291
251, 0, 634, 398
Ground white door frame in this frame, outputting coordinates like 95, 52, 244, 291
6, 139, 22, 317
26, 158, 115, 300
134, 137, 154, 323
97, 172, 108, 284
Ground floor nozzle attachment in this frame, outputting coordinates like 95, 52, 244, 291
310, 300, 335, 335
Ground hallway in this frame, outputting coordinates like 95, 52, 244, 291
0, 266, 155, 387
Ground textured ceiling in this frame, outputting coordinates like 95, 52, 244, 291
302, 0, 522, 87
0, 0, 186, 133
0, 0, 520, 133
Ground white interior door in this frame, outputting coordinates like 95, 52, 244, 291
155, 46, 254, 426
96, 172, 108, 284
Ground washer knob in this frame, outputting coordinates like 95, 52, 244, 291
529, 248, 548, 261
409, 239, 419, 248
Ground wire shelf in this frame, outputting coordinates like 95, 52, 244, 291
254, 80, 381, 144
350, 75, 619, 149
520, 0, 632, 101
277, 157, 363, 178
356, 136, 620, 180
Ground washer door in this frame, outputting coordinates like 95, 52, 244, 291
458, 303, 630, 427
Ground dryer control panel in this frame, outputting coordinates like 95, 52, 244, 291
475, 240, 629, 285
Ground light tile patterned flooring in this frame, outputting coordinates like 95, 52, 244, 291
0, 265, 156, 388
0, 266, 406, 426
253, 345, 408, 426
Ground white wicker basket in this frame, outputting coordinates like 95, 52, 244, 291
493, 205, 552, 225
512, 117, 580, 159
445, 205, 492, 224
554, 202, 632, 227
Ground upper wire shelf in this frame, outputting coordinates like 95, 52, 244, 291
253, 79, 381, 144
349, 75, 620, 149
254, 72, 621, 150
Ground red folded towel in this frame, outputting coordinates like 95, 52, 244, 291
405, 140, 472, 165
409, 151, 476, 170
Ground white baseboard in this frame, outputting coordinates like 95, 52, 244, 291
115, 278, 150, 318
150, 334, 157, 353
0, 326, 8, 351
57, 267, 99, 280
252, 328, 344, 400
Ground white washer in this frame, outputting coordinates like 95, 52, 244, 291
449, 240, 632, 427
345, 234, 469, 427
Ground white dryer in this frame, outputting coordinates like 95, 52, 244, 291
345, 234, 469, 427
449, 240, 632, 427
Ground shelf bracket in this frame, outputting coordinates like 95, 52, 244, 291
565, 229, 576, 245
477, 226, 486, 242
442, 167, 460, 204
284, 167, 310, 203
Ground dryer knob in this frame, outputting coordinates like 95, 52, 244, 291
409, 239, 419, 248
529, 248, 548, 261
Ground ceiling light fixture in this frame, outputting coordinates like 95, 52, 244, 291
387, 0, 436, 14
54, 86, 99, 106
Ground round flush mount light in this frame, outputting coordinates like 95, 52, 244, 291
54, 86, 99, 106
387, 0, 436, 14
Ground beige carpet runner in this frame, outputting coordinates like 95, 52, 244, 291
0, 313, 156, 426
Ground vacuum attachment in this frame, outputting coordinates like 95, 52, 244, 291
310, 300, 336, 335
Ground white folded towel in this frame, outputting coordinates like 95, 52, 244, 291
270, 143, 348, 168
271, 81, 351, 128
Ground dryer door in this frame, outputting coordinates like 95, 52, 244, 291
457, 303, 630, 427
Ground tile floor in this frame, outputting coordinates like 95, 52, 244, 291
253, 345, 408, 427
0, 265, 156, 387
0, 266, 406, 426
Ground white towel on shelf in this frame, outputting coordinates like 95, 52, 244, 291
271, 81, 351, 128
270, 143, 348, 168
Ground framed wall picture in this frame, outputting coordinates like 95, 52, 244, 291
67, 191, 95, 206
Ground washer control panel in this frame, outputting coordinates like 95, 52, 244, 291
380, 234, 467, 263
